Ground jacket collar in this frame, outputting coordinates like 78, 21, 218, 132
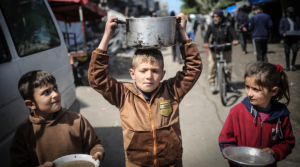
29, 107, 67, 125
241, 97, 290, 122
123, 82, 163, 96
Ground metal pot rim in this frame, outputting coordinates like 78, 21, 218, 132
125, 16, 176, 20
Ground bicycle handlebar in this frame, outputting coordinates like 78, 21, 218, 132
208, 43, 232, 48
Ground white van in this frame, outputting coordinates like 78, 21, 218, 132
0, 0, 80, 166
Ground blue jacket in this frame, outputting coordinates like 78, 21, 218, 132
279, 16, 300, 35
248, 12, 273, 39
236, 11, 249, 29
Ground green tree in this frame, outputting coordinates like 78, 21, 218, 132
181, 0, 240, 14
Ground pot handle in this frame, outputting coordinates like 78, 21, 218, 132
113, 19, 126, 24
176, 18, 181, 23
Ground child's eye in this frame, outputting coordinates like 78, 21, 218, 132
253, 88, 260, 91
245, 85, 249, 89
42, 91, 49, 95
53, 86, 58, 91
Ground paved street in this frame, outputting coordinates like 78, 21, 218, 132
76, 28, 300, 167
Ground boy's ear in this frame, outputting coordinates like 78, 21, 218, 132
24, 100, 37, 110
160, 70, 166, 81
271, 87, 279, 96
129, 69, 135, 80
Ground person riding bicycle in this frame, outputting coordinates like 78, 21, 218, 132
203, 9, 239, 93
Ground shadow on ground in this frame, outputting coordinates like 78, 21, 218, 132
94, 127, 125, 167
226, 91, 243, 107
231, 81, 245, 90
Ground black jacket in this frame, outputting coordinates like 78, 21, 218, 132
279, 16, 300, 41
204, 18, 238, 52
236, 11, 249, 29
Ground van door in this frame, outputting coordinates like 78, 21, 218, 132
0, 14, 29, 167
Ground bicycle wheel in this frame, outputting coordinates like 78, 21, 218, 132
218, 63, 227, 106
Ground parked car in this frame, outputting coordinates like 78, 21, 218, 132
0, 0, 80, 166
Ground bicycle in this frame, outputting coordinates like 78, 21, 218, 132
208, 42, 232, 106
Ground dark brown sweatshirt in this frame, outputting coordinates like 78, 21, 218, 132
88, 39, 202, 167
10, 108, 104, 167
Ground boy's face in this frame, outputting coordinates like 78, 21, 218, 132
26, 83, 61, 116
130, 60, 165, 93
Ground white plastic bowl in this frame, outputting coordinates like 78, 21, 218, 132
53, 154, 100, 167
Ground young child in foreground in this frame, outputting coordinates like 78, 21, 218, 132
10, 70, 105, 167
219, 62, 295, 167
88, 14, 202, 167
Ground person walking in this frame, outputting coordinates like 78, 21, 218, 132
248, 6, 273, 62
236, 7, 249, 54
203, 9, 239, 93
227, 13, 235, 30
199, 14, 207, 38
186, 14, 195, 41
248, 5, 256, 19
279, 7, 300, 71
170, 11, 183, 64
248, 5, 257, 55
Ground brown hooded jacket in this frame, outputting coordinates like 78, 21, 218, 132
88, 39, 202, 167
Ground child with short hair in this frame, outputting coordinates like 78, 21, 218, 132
10, 70, 105, 167
219, 62, 295, 166
88, 14, 202, 166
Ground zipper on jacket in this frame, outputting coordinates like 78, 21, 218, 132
149, 91, 158, 167
260, 117, 263, 149
138, 91, 158, 167
147, 104, 157, 167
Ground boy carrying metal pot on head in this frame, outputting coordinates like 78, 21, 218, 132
88, 13, 202, 167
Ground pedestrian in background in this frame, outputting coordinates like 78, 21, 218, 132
279, 7, 300, 71
199, 14, 207, 38
248, 5, 257, 55
227, 13, 235, 30
248, 6, 273, 62
248, 5, 256, 19
186, 14, 195, 41
151, 12, 156, 17
171, 11, 182, 64
193, 15, 199, 36
236, 7, 249, 54
203, 9, 239, 93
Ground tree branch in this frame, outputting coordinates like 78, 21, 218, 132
210, 0, 225, 12
195, 0, 208, 12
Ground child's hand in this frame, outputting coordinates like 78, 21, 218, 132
38, 162, 56, 167
92, 151, 104, 162
176, 13, 189, 43
261, 147, 275, 156
98, 16, 118, 50
103, 16, 118, 40
176, 13, 187, 31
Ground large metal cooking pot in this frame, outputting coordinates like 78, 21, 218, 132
114, 16, 179, 49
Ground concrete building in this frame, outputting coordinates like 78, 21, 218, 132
157, 1, 168, 16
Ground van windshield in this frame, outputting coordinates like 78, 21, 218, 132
0, 0, 61, 57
